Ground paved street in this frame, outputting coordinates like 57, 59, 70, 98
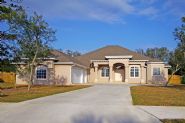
0, 84, 161, 123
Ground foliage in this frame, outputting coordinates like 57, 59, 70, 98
9, 9, 56, 90
181, 75, 185, 84
136, 47, 170, 62
166, 17, 185, 86
59, 49, 81, 57
150, 74, 167, 85
0, 0, 22, 72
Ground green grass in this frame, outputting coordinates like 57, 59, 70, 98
0, 85, 91, 102
161, 119, 185, 123
130, 85, 185, 106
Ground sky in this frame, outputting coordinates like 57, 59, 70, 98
23, 0, 185, 53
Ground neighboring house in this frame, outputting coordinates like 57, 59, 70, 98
16, 45, 170, 85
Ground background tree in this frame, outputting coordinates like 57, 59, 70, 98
135, 49, 145, 56
10, 10, 56, 90
136, 47, 170, 62
65, 50, 81, 57
58, 49, 81, 57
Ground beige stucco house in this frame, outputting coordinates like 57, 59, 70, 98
16, 45, 170, 85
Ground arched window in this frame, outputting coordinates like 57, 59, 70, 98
130, 66, 139, 77
36, 66, 47, 79
101, 67, 109, 77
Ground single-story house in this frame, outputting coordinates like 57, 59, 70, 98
16, 45, 170, 85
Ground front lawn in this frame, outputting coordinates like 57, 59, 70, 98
0, 85, 90, 102
0, 82, 15, 89
161, 119, 185, 123
130, 85, 185, 106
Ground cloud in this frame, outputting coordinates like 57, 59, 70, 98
138, 7, 158, 16
23, 0, 185, 24
163, 0, 185, 17
23, 0, 134, 24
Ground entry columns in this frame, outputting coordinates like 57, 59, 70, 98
109, 65, 113, 82
94, 66, 98, 82
125, 65, 129, 83
141, 65, 145, 83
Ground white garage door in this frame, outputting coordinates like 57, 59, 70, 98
71, 67, 86, 84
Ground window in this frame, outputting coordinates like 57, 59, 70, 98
101, 67, 109, 77
130, 66, 139, 77
153, 68, 160, 75
36, 67, 47, 79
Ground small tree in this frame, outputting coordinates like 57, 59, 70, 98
10, 10, 55, 91
166, 17, 185, 86
166, 50, 184, 86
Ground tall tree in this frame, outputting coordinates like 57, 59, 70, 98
10, 10, 56, 90
174, 17, 185, 56
0, 0, 21, 72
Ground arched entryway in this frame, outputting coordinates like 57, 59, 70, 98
113, 63, 125, 82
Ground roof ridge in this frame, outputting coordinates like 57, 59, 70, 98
51, 49, 86, 66
76, 45, 121, 58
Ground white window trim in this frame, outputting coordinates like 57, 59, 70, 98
101, 67, 109, 78
36, 66, 47, 80
129, 65, 140, 78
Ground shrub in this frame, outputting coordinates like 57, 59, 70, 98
181, 75, 185, 84
0, 79, 4, 83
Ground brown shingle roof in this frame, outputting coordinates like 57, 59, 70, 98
50, 50, 84, 65
76, 45, 162, 67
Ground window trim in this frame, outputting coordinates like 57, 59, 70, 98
153, 67, 161, 76
36, 66, 47, 80
129, 66, 140, 78
101, 67, 109, 78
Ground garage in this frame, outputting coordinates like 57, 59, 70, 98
71, 66, 87, 84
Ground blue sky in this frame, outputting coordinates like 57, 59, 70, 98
23, 0, 185, 53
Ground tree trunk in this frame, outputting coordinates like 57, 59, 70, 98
28, 65, 34, 91
27, 43, 39, 91
165, 72, 174, 86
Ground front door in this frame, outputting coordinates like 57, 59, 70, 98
115, 69, 123, 82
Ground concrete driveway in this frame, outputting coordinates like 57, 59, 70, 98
0, 84, 161, 123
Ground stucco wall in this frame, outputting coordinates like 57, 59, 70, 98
16, 74, 28, 85
89, 60, 170, 84
89, 68, 96, 82
54, 64, 72, 85
147, 63, 168, 82
16, 60, 55, 85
